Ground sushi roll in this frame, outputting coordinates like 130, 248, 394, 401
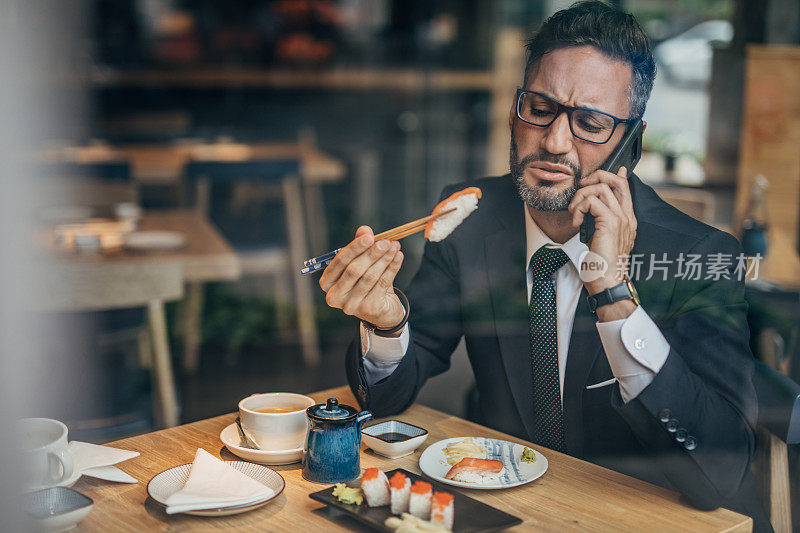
444, 457, 504, 484
424, 187, 482, 242
389, 471, 411, 514
408, 480, 433, 519
360, 468, 390, 507
430, 492, 455, 530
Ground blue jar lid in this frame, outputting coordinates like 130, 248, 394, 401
308, 398, 358, 421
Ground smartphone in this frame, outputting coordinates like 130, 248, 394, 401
579, 118, 644, 243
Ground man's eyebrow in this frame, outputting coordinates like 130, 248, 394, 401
530, 89, 608, 112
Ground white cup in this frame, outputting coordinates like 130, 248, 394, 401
238, 393, 315, 451
17, 418, 75, 490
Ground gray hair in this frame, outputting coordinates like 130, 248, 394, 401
523, 1, 656, 118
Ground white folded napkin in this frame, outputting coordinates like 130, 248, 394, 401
68, 441, 140, 483
164, 448, 274, 515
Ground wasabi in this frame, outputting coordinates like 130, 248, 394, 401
332, 483, 364, 506
521, 447, 536, 464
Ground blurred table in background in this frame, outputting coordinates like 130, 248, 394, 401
37, 210, 241, 428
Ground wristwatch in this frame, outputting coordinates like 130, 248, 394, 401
586, 275, 640, 313
361, 288, 409, 337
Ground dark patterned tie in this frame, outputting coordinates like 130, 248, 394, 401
529, 245, 570, 453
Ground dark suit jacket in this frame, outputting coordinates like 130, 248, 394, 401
346, 174, 769, 530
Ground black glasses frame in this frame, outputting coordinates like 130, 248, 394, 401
515, 89, 637, 144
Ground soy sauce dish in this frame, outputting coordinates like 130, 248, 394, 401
361, 420, 428, 459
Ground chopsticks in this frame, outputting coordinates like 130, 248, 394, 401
300, 208, 456, 275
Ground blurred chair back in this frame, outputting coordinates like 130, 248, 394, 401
184, 160, 299, 245
183, 159, 319, 368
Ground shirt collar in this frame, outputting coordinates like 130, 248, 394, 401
524, 204, 588, 274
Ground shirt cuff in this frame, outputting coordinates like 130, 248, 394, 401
360, 322, 409, 386
595, 305, 670, 402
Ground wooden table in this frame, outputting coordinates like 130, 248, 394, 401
73, 386, 752, 532
66, 210, 241, 284
41, 210, 240, 428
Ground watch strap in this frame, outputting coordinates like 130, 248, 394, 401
587, 280, 634, 313
363, 288, 409, 337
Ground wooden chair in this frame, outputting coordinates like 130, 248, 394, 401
184, 160, 320, 371
753, 336, 800, 533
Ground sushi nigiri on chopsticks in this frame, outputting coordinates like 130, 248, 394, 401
300, 186, 482, 276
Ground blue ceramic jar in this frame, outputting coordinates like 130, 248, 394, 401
302, 398, 372, 483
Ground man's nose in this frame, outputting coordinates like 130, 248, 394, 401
541, 112, 573, 155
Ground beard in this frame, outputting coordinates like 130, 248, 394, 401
510, 133, 583, 211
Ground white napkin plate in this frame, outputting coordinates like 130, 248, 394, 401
147, 461, 284, 517
220, 424, 303, 465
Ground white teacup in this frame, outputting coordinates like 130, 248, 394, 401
18, 418, 75, 490
238, 393, 315, 451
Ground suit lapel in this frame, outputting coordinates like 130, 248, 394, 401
484, 189, 537, 440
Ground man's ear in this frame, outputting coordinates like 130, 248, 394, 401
642, 120, 647, 134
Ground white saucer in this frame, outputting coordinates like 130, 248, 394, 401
24, 469, 82, 494
147, 461, 284, 517
220, 424, 304, 465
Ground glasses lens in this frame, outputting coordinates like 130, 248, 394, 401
518, 93, 558, 126
572, 109, 615, 143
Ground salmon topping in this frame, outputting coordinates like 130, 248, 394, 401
362, 467, 380, 481
410, 480, 432, 494
389, 471, 408, 489
432, 491, 454, 506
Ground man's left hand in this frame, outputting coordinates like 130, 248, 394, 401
568, 166, 637, 298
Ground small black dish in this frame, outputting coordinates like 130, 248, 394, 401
22, 487, 94, 530
309, 468, 522, 532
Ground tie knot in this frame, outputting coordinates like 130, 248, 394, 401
529, 246, 570, 280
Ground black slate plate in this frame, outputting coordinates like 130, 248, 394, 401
309, 468, 522, 532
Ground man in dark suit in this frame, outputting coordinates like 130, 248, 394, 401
319, 2, 768, 529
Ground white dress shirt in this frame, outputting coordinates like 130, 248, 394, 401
362, 205, 670, 403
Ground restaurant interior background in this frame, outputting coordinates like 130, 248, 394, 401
4, 0, 800, 528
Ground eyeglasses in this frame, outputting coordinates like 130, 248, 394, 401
515, 89, 636, 144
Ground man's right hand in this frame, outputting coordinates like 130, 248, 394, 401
319, 225, 406, 335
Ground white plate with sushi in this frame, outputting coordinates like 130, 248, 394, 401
418, 437, 548, 489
